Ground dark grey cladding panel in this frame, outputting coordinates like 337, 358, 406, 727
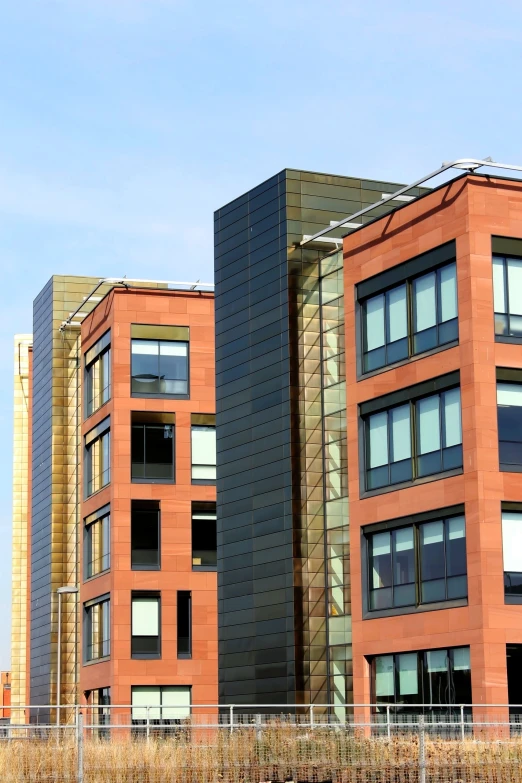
215, 171, 297, 707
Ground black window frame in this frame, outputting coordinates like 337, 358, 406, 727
501, 503, 522, 604
361, 376, 463, 495
177, 591, 192, 659
497, 374, 522, 473
131, 592, 161, 660
85, 330, 111, 419
131, 337, 189, 399
84, 504, 110, 580
84, 594, 110, 663
131, 500, 161, 570
369, 645, 472, 715
363, 507, 468, 618
85, 418, 111, 498
191, 503, 217, 571
358, 249, 458, 377
131, 422, 175, 484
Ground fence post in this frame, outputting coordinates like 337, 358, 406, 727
77, 711, 84, 783
229, 705, 234, 734
146, 707, 150, 743
310, 705, 314, 731
418, 715, 426, 783
255, 713, 262, 741
460, 705, 465, 742
386, 704, 391, 740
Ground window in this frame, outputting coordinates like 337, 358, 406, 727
502, 510, 522, 600
192, 504, 217, 569
131, 413, 175, 482
367, 513, 467, 612
362, 262, 458, 373
364, 386, 462, 491
372, 646, 471, 713
497, 383, 522, 470
85, 505, 110, 579
191, 415, 216, 483
493, 255, 522, 338
90, 687, 110, 736
131, 501, 160, 569
131, 593, 161, 658
177, 591, 191, 658
131, 324, 189, 397
131, 686, 191, 729
84, 595, 110, 662
85, 418, 110, 497
85, 331, 111, 417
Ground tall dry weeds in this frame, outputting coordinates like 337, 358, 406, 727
0, 724, 522, 782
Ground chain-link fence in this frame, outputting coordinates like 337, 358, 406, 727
3, 705, 522, 782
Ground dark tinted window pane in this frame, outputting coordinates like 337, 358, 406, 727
159, 342, 188, 395
413, 326, 437, 354
131, 341, 160, 394
367, 466, 388, 489
423, 649, 449, 706
131, 636, 160, 655
364, 346, 386, 372
446, 517, 466, 577
192, 513, 217, 568
177, 591, 191, 657
505, 572, 522, 595
417, 451, 442, 477
390, 459, 412, 484
442, 444, 462, 470
131, 426, 145, 478
498, 406, 522, 444
144, 426, 174, 479
420, 521, 445, 581
132, 508, 160, 567
438, 318, 458, 345
447, 575, 467, 599
387, 338, 408, 364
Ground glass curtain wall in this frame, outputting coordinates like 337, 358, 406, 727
296, 248, 350, 720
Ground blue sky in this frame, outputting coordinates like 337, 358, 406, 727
0, 0, 521, 670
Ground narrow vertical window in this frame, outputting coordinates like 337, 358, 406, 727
85, 506, 110, 578
131, 501, 160, 569
177, 591, 191, 658
191, 417, 216, 483
497, 383, 522, 470
84, 596, 110, 662
85, 331, 111, 418
85, 418, 110, 497
502, 510, 522, 598
192, 504, 217, 569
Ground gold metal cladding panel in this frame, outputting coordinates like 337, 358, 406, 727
11, 335, 32, 718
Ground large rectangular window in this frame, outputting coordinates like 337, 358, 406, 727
362, 261, 457, 373
364, 385, 462, 491
177, 591, 191, 658
131, 593, 161, 658
191, 415, 216, 483
131, 501, 160, 569
367, 512, 467, 612
372, 646, 471, 712
131, 325, 189, 397
131, 686, 191, 728
85, 505, 110, 579
497, 382, 522, 471
493, 255, 522, 339
85, 418, 110, 497
131, 413, 175, 482
85, 331, 111, 417
502, 510, 522, 600
84, 595, 110, 662
192, 504, 217, 570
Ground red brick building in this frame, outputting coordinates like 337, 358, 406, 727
80, 285, 217, 722
344, 173, 522, 719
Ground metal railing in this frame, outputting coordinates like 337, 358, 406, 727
5, 704, 522, 782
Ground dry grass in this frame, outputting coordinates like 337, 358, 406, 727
1, 724, 522, 783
